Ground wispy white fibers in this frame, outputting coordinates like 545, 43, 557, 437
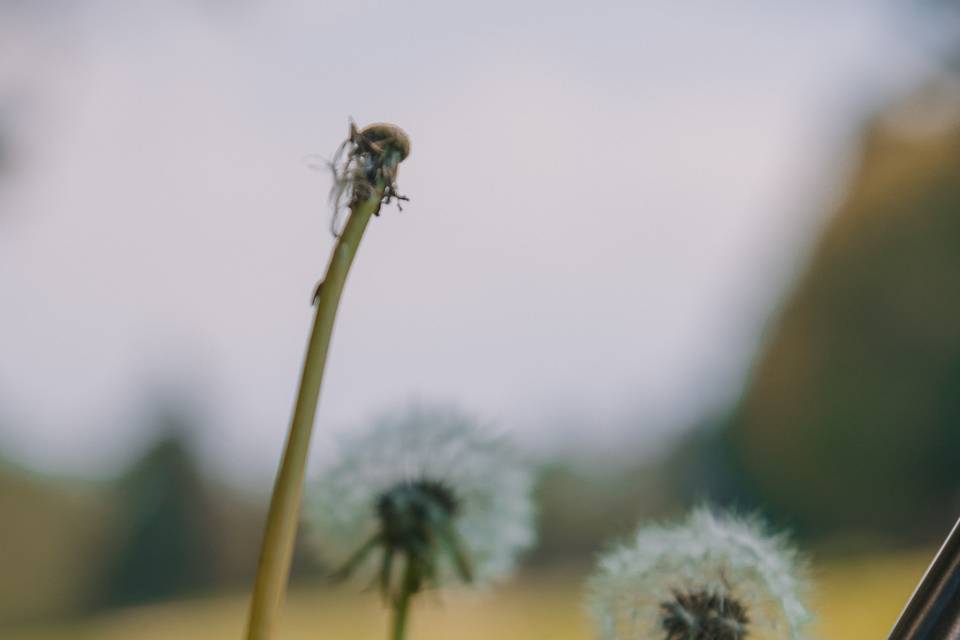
586, 507, 811, 640
304, 403, 535, 589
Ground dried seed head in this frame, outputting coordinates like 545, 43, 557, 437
329, 120, 410, 235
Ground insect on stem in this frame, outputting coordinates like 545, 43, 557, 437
244, 122, 410, 640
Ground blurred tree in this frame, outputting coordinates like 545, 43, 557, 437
692, 80, 960, 543
98, 410, 218, 608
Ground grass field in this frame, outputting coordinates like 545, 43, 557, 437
6, 551, 930, 639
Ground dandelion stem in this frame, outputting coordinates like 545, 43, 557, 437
245, 185, 384, 640
391, 560, 418, 640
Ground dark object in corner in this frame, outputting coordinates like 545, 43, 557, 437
890, 516, 960, 639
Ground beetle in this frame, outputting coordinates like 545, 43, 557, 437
328, 121, 410, 237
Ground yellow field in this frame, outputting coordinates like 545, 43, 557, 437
6, 551, 930, 640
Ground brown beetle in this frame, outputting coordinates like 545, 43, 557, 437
329, 121, 410, 236
350, 122, 410, 163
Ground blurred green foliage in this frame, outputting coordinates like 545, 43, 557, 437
97, 421, 217, 607
687, 86, 960, 542
533, 459, 674, 561
0, 403, 327, 627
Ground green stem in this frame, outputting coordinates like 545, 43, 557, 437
391, 560, 418, 640
245, 186, 384, 640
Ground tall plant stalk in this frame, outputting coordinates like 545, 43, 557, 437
390, 561, 418, 640
245, 123, 409, 640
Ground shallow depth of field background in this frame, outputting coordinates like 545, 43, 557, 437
2, 2, 960, 638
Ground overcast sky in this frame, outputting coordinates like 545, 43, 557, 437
0, 0, 940, 482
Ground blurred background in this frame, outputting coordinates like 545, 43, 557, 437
2, 1, 959, 638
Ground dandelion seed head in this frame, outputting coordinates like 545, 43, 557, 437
586, 507, 811, 640
304, 403, 536, 592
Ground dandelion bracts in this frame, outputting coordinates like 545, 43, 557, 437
245, 123, 410, 640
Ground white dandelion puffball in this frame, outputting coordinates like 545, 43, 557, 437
586, 507, 811, 640
304, 404, 536, 589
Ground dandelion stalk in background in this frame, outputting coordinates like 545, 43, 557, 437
586, 507, 811, 640
304, 404, 536, 640
245, 122, 411, 640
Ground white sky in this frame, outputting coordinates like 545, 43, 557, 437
0, 1, 938, 482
